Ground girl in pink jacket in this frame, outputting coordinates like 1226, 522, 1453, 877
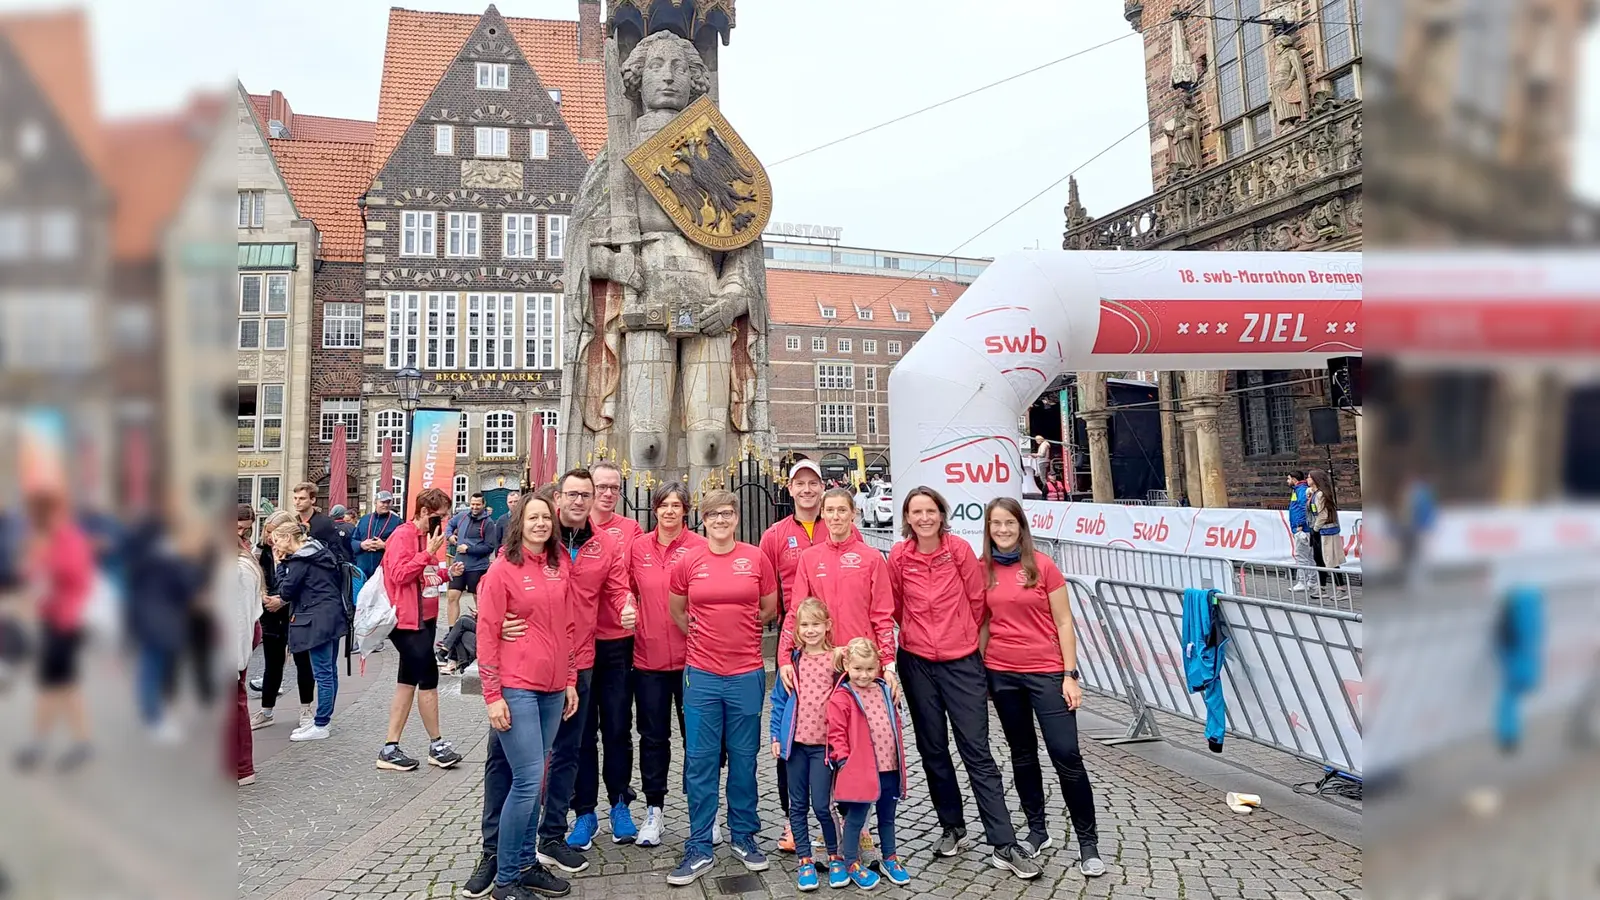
826, 638, 911, 890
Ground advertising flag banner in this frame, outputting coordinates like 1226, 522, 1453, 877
406, 409, 460, 508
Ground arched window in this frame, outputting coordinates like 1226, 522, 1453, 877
453, 473, 470, 510
484, 410, 516, 457
374, 409, 406, 456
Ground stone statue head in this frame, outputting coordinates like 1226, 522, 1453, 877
622, 30, 710, 112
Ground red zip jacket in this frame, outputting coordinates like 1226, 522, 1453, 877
475, 552, 576, 704
381, 521, 444, 630
758, 514, 827, 613
826, 678, 908, 803
782, 533, 896, 670
567, 526, 631, 663
626, 527, 706, 672
887, 534, 986, 662
592, 511, 643, 552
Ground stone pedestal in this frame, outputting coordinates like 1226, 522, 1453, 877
1081, 410, 1114, 503
1178, 412, 1202, 508
1158, 374, 1183, 503
1189, 398, 1230, 508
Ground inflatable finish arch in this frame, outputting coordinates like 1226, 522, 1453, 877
888, 251, 1363, 545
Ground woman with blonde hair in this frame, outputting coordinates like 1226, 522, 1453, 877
250, 509, 315, 729
269, 518, 345, 742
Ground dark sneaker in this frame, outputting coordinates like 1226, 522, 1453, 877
519, 863, 571, 897
933, 826, 966, 858
1078, 844, 1106, 877
730, 836, 768, 871
462, 852, 496, 898
991, 844, 1043, 880
429, 738, 464, 769
665, 850, 715, 886
535, 840, 590, 875
376, 745, 419, 772
56, 743, 92, 773
1018, 830, 1053, 858
489, 884, 535, 900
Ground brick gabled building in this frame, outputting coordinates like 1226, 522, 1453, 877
358, 3, 604, 515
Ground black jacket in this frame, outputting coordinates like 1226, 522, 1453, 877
303, 512, 350, 567
257, 541, 289, 638
275, 539, 347, 654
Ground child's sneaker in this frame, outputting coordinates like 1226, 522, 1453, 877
795, 858, 820, 892
846, 862, 879, 890
779, 822, 796, 853
880, 856, 910, 886
827, 856, 849, 889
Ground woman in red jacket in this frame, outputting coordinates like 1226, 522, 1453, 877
471, 489, 580, 899
377, 487, 463, 773
885, 487, 1039, 879
978, 496, 1103, 878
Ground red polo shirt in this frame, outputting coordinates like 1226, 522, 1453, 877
982, 551, 1069, 674
627, 527, 706, 672
669, 541, 776, 676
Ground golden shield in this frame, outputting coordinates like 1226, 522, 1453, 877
624, 95, 773, 252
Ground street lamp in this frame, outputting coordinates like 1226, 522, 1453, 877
395, 367, 423, 413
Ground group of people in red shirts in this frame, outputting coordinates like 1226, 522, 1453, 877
419, 457, 1102, 900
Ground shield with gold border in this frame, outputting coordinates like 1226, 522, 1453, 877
624, 95, 773, 252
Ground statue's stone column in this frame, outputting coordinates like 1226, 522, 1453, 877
1178, 411, 1201, 507
1082, 410, 1114, 503
1158, 372, 1183, 504
1497, 369, 1545, 504
1189, 397, 1229, 508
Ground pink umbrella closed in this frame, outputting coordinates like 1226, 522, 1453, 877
542, 425, 558, 486
329, 424, 348, 511
379, 437, 394, 500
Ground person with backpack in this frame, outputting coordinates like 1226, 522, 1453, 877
269, 520, 346, 742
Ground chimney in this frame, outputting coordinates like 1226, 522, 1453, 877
267, 89, 294, 139
577, 0, 602, 62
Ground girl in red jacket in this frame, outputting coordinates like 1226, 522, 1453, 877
769, 598, 845, 891
827, 638, 911, 890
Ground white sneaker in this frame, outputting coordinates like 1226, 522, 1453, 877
249, 710, 275, 731
637, 806, 664, 847
298, 704, 314, 731
289, 725, 330, 742
712, 822, 723, 846
151, 717, 183, 746
1291, 582, 1308, 592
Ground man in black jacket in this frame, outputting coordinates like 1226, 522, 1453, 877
292, 483, 350, 566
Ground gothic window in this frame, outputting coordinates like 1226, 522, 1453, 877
1212, 0, 1275, 157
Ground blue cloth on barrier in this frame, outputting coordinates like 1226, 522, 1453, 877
1181, 588, 1229, 753
1494, 584, 1543, 750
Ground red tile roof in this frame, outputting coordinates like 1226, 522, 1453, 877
248, 92, 375, 143
103, 96, 222, 261
0, 9, 105, 181
766, 270, 968, 330
374, 7, 606, 175
268, 138, 375, 263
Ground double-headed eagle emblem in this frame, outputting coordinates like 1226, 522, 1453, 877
625, 96, 773, 251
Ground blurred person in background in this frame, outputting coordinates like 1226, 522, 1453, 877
1306, 469, 1346, 599
352, 490, 403, 579
124, 506, 209, 742
268, 520, 345, 742
330, 506, 357, 562
495, 490, 522, 535
447, 492, 502, 629
13, 488, 96, 772
249, 509, 313, 723
1286, 471, 1316, 592
231, 506, 265, 785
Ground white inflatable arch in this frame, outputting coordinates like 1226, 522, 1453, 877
888, 250, 1362, 545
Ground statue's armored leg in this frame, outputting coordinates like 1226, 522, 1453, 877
621, 329, 675, 471
680, 334, 732, 490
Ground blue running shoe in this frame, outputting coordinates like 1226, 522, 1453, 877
566, 812, 598, 851
827, 857, 849, 889
796, 858, 821, 892
846, 862, 879, 890
609, 803, 638, 844
665, 850, 715, 886
731, 836, 769, 872
881, 856, 911, 886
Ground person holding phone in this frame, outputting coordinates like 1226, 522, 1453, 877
377, 487, 464, 772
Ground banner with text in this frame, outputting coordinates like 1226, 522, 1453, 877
405, 409, 460, 514
1022, 500, 1363, 566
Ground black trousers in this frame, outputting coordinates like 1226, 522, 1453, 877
988, 669, 1099, 848
259, 631, 314, 708
537, 668, 594, 845
167, 609, 216, 706
898, 648, 1018, 848
634, 667, 686, 808
575, 638, 637, 815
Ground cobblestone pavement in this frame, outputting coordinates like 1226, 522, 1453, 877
241, 649, 1360, 900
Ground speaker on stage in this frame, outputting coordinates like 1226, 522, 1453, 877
1309, 406, 1343, 446
1328, 356, 1362, 408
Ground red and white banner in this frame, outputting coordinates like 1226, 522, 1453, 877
1022, 500, 1364, 566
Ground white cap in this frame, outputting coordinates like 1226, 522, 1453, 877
788, 459, 823, 480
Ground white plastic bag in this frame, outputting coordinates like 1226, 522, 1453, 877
353, 567, 396, 659
81, 572, 121, 647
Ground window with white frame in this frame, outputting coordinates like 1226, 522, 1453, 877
239, 475, 283, 511
820, 306, 837, 320
538, 409, 558, 430
785, 335, 800, 351
401, 211, 436, 257
466, 293, 516, 369
817, 403, 855, 436
484, 411, 516, 457
446, 213, 481, 258
862, 339, 877, 354
1212, 0, 1275, 158
893, 307, 911, 323
238, 191, 265, 228
866, 405, 879, 435
323, 302, 363, 348
0, 211, 25, 260
547, 215, 567, 259
816, 363, 854, 390
238, 384, 258, 451
320, 398, 361, 443
529, 129, 549, 159
524, 293, 559, 369
503, 214, 538, 259
425, 293, 459, 369
453, 474, 470, 510
434, 124, 454, 155
239, 273, 289, 351
811, 336, 826, 352
837, 338, 852, 353
865, 367, 877, 391
1319, 0, 1363, 99
258, 384, 284, 450
856, 306, 873, 321
476, 62, 509, 90
887, 340, 902, 355
39, 210, 76, 259
458, 412, 470, 456
548, 89, 562, 104
374, 409, 406, 456
475, 127, 509, 158
386, 292, 422, 369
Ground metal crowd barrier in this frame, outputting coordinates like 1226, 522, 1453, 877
1231, 560, 1362, 612
1045, 539, 1234, 595
1064, 574, 1160, 743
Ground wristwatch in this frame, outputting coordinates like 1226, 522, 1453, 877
1064, 669, 1081, 681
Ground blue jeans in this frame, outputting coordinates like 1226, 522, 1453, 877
536, 668, 593, 845
683, 666, 764, 857
306, 638, 340, 727
136, 645, 174, 726
493, 689, 566, 886
840, 771, 899, 866
787, 743, 839, 859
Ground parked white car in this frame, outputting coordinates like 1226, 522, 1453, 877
863, 484, 894, 527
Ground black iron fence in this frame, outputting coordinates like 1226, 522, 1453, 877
619, 452, 794, 545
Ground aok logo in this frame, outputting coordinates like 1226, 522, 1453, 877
1030, 511, 1055, 532
1203, 521, 1258, 550
1075, 513, 1106, 536
1132, 518, 1169, 543
944, 455, 1012, 484
949, 502, 986, 522
984, 327, 1049, 354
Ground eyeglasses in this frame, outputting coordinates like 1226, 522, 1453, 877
561, 491, 594, 501
703, 509, 737, 522
594, 484, 622, 494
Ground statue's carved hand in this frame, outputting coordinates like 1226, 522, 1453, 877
699, 288, 747, 336
617, 245, 645, 292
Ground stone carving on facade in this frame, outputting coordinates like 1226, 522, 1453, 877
262, 355, 286, 380
1269, 34, 1311, 128
1168, 19, 1200, 89
461, 159, 525, 190
1063, 176, 1090, 230
1165, 95, 1204, 178
239, 358, 259, 381
560, 28, 770, 489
